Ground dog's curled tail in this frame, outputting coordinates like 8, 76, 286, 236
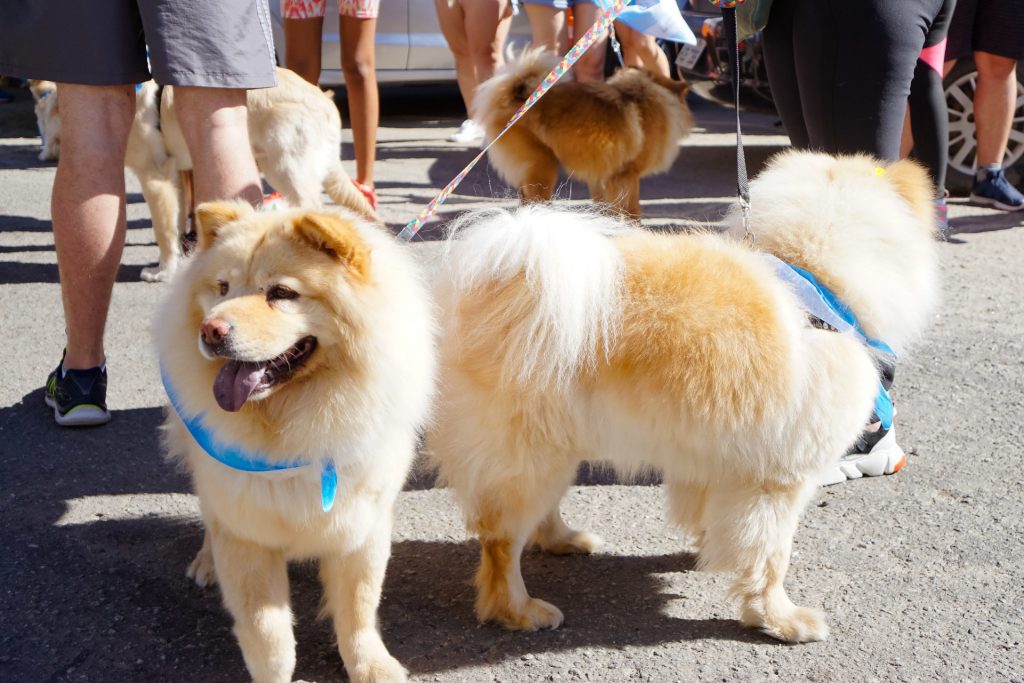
323, 162, 380, 223
473, 47, 558, 126
442, 206, 630, 391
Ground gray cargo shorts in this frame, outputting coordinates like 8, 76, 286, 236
0, 0, 277, 88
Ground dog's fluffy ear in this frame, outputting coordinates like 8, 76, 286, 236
194, 201, 254, 250
884, 159, 937, 230
292, 212, 371, 281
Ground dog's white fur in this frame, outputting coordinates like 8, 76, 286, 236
157, 203, 435, 683
429, 151, 939, 643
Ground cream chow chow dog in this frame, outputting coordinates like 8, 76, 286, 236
428, 151, 939, 643
157, 202, 436, 683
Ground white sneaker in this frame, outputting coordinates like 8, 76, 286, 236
447, 119, 485, 145
820, 426, 907, 486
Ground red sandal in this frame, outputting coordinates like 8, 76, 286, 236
351, 179, 378, 211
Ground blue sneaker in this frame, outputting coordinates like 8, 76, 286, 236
970, 168, 1024, 211
44, 353, 111, 426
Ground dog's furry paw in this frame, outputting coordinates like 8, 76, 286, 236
141, 264, 174, 283
186, 546, 216, 588
537, 529, 602, 556
486, 597, 565, 631
743, 605, 829, 643
349, 654, 407, 683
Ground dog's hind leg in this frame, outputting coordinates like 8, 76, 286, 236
469, 451, 582, 631
591, 171, 641, 220
259, 152, 325, 209
665, 479, 708, 552
699, 478, 828, 643
138, 165, 183, 282
320, 520, 407, 683
516, 154, 559, 204
531, 500, 601, 555
210, 526, 296, 683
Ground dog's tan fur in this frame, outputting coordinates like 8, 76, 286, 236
474, 48, 693, 218
157, 204, 436, 683
429, 152, 939, 643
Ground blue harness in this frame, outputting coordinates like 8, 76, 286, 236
763, 254, 895, 429
161, 369, 338, 512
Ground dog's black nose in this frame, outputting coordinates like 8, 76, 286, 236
201, 318, 231, 350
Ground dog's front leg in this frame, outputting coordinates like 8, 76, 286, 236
320, 519, 407, 683
210, 526, 295, 683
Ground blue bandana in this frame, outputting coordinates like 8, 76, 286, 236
764, 254, 895, 430
161, 368, 338, 511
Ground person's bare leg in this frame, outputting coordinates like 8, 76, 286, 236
524, 4, 568, 54
283, 17, 325, 85
616, 22, 670, 78
435, 0, 478, 116
52, 84, 135, 370
340, 16, 379, 188
973, 51, 1018, 167
571, 4, 607, 82
172, 88, 262, 205
465, 0, 513, 102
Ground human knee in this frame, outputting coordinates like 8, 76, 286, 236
173, 87, 248, 134
341, 52, 376, 84
975, 51, 1017, 80
57, 85, 135, 160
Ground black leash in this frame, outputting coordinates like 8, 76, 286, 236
720, 6, 754, 241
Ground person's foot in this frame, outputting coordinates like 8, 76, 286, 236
260, 191, 287, 211
447, 119, 485, 145
821, 422, 906, 486
970, 167, 1024, 211
351, 179, 378, 210
44, 354, 111, 427
935, 197, 950, 238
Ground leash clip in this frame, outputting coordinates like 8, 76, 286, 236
739, 196, 755, 245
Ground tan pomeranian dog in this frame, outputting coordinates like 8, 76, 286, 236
473, 48, 693, 218
156, 202, 436, 683
428, 151, 939, 643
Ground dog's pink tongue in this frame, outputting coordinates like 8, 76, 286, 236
213, 361, 267, 412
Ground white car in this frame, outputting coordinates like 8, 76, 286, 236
268, 0, 532, 86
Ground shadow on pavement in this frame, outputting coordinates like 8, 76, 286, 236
0, 388, 727, 682
0, 260, 152, 285
949, 210, 1023, 235
0, 214, 153, 233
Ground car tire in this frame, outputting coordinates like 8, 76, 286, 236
944, 57, 1024, 196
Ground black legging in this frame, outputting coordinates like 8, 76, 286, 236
763, 0, 949, 163
907, 0, 956, 196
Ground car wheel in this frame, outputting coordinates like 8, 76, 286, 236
944, 57, 1024, 196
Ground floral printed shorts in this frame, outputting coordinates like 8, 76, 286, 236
281, 0, 380, 19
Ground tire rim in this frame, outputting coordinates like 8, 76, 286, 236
946, 70, 1024, 176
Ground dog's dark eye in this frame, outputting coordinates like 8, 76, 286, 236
267, 285, 299, 302
217, 281, 229, 296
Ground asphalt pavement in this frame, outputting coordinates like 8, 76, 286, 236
1, 83, 1022, 683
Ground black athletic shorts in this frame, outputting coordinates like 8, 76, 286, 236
947, 0, 1024, 62
0, 0, 277, 88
